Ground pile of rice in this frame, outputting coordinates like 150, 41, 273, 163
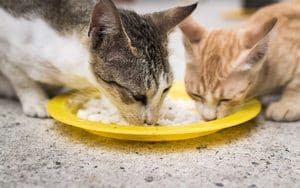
77, 96, 202, 126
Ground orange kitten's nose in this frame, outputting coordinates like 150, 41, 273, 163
202, 115, 217, 121
201, 108, 217, 121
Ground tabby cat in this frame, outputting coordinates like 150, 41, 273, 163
0, 0, 197, 125
180, 2, 300, 122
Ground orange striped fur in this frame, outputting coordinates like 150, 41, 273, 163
180, 2, 300, 122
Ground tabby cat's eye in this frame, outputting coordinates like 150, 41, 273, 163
163, 87, 171, 93
133, 94, 147, 105
220, 99, 231, 102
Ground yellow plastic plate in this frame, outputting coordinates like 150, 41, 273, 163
47, 82, 261, 142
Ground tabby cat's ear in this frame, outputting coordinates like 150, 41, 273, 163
148, 3, 198, 34
88, 0, 126, 38
180, 16, 206, 43
234, 18, 278, 71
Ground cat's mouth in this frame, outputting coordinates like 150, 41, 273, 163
216, 100, 252, 119
195, 101, 245, 121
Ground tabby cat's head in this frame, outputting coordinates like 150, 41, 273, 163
180, 17, 277, 121
88, 0, 197, 125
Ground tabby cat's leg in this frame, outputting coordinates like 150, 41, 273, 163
266, 77, 300, 122
0, 72, 15, 98
0, 62, 49, 118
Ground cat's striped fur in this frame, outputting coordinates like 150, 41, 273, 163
0, 0, 197, 125
181, 2, 300, 122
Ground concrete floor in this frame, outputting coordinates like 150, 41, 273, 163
1, 99, 299, 187
1, 1, 300, 187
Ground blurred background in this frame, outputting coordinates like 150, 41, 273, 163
115, 0, 285, 80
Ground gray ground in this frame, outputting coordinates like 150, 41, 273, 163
1, 1, 299, 188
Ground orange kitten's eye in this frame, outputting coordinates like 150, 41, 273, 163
219, 99, 231, 104
189, 93, 204, 101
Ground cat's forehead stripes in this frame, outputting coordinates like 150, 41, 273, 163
196, 30, 243, 93
94, 9, 173, 96
119, 10, 171, 80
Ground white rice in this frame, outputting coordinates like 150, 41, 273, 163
77, 96, 203, 126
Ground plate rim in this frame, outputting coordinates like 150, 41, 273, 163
46, 82, 261, 138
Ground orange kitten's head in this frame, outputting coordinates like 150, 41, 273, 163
180, 17, 277, 121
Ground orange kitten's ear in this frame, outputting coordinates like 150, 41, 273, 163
147, 3, 198, 34
232, 18, 278, 72
238, 37, 269, 72
239, 17, 278, 48
180, 16, 205, 43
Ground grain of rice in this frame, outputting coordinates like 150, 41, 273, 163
77, 96, 203, 126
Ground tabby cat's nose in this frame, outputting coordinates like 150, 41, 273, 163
145, 115, 157, 125
145, 109, 158, 125
144, 119, 154, 125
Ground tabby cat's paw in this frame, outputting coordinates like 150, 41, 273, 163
266, 101, 300, 122
22, 100, 49, 118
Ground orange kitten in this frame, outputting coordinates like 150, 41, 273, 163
180, 2, 300, 122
